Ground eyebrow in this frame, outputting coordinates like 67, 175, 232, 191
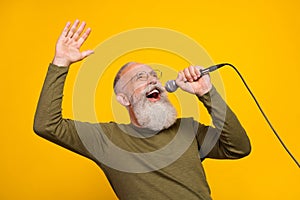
120, 69, 158, 90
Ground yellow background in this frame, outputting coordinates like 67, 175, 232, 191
1, 0, 300, 199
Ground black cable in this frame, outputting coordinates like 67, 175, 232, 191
221, 63, 300, 168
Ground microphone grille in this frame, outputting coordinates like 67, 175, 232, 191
165, 80, 178, 93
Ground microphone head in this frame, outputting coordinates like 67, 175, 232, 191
165, 80, 178, 93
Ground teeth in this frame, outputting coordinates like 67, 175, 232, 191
148, 89, 159, 95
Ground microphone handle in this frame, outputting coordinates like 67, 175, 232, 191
199, 64, 224, 76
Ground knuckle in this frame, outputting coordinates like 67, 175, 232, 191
188, 65, 193, 69
183, 68, 189, 73
195, 65, 202, 70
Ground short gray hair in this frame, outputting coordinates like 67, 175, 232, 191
113, 62, 137, 94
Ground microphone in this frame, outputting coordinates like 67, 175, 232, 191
165, 63, 227, 93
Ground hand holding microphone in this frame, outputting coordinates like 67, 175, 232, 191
165, 64, 226, 96
167, 62, 300, 167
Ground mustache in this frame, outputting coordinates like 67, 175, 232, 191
142, 83, 165, 95
129, 83, 168, 104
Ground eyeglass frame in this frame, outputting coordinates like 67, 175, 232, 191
121, 69, 162, 90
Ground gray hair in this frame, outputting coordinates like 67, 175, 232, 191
113, 62, 137, 94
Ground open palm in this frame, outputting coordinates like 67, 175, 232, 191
53, 20, 94, 67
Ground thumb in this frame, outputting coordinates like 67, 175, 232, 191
175, 71, 186, 87
81, 49, 94, 59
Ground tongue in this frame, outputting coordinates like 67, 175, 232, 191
151, 92, 159, 99
147, 89, 160, 99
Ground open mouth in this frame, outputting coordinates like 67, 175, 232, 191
146, 88, 161, 102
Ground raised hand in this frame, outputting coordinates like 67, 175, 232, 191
175, 66, 212, 96
52, 20, 94, 67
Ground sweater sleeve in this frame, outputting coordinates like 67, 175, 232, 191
33, 64, 95, 160
196, 86, 251, 159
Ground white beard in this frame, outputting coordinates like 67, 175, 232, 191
130, 85, 177, 131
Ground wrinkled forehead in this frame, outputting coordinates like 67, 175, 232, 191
117, 63, 153, 84
122, 63, 153, 77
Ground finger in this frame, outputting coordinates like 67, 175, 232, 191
179, 70, 188, 82
67, 19, 80, 38
194, 66, 202, 78
175, 71, 186, 88
73, 21, 86, 40
61, 22, 71, 37
77, 27, 92, 47
188, 66, 200, 80
183, 67, 193, 82
176, 70, 196, 94
176, 70, 185, 82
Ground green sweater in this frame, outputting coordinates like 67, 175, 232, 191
34, 64, 251, 200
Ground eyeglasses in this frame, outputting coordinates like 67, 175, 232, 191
121, 69, 162, 90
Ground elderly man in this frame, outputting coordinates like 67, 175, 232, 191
34, 20, 251, 200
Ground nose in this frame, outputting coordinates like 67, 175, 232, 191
147, 75, 158, 85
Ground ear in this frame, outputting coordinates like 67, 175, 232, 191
116, 93, 130, 106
